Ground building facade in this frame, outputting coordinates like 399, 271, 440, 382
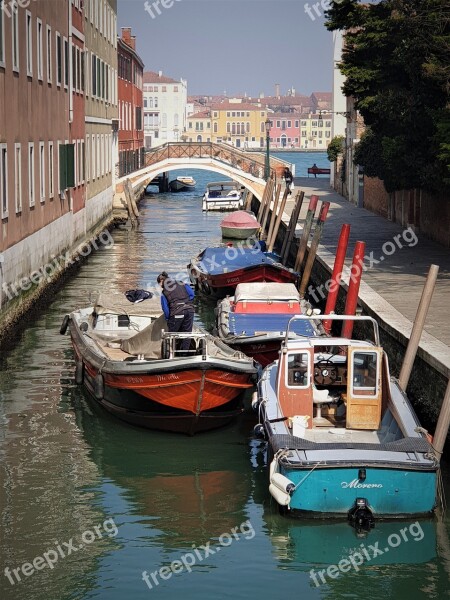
210, 102, 270, 148
268, 114, 301, 149
84, 0, 118, 232
186, 110, 212, 142
143, 71, 187, 148
299, 113, 333, 150
117, 27, 144, 177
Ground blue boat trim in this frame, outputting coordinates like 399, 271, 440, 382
229, 314, 317, 337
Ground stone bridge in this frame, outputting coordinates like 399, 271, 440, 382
114, 142, 292, 205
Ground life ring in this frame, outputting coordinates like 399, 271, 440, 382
75, 361, 84, 385
60, 315, 70, 335
199, 279, 212, 295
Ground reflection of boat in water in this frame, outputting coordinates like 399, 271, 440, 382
169, 176, 196, 192
61, 294, 257, 434
75, 398, 253, 547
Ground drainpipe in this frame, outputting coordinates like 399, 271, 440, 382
68, 3, 73, 124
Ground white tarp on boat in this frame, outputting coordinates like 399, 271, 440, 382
234, 283, 300, 303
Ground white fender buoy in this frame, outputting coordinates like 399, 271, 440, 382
269, 483, 292, 507
270, 472, 296, 495
251, 392, 259, 411
94, 374, 104, 400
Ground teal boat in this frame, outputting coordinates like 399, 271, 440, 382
256, 315, 441, 530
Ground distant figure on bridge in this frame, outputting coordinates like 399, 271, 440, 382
283, 167, 294, 195
312, 163, 318, 178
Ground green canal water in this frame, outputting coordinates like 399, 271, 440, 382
1, 165, 449, 600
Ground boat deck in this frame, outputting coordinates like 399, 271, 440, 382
302, 426, 382, 445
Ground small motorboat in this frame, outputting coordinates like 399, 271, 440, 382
255, 314, 439, 528
216, 283, 321, 367
188, 245, 299, 299
220, 211, 260, 240
202, 181, 243, 211
169, 176, 196, 192
60, 293, 257, 435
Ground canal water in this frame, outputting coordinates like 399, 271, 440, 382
1, 164, 449, 600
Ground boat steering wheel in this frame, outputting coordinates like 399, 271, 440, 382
314, 358, 338, 386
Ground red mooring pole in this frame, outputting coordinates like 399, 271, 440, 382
341, 241, 366, 339
323, 224, 351, 334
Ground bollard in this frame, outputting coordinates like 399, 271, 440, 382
323, 224, 351, 334
341, 241, 366, 339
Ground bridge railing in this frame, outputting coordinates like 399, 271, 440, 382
144, 142, 278, 184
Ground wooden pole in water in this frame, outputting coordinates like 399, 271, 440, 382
263, 183, 281, 240
257, 178, 271, 220
259, 179, 274, 233
298, 202, 330, 297
294, 195, 319, 272
244, 191, 254, 211
433, 379, 450, 456
398, 264, 439, 391
323, 224, 351, 334
262, 183, 280, 242
268, 187, 289, 253
341, 241, 366, 339
280, 190, 304, 264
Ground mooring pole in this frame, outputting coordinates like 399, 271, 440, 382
298, 202, 330, 298
260, 179, 275, 234
294, 195, 319, 272
263, 183, 281, 242
433, 379, 450, 456
341, 241, 366, 339
257, 179, 270, 221
280, 190, 304, 264
268, 187, 289, 253
398, 264, 439, 390
323, 224, 351, 334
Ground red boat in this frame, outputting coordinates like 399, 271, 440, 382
216, 283, 321, 366
61, 295, 257, 435
188, 245, 298, 299
220, 211, 260, 239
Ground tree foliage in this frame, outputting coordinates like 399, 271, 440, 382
327, 135, 345, 162
325, 0, 450, 192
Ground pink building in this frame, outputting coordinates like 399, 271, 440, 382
268, 114, 302, 149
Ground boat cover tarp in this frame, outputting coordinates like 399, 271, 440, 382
220, 211, 260, 229
229, 313, 317, 337
94, 293, 163, 318
196, 247, 289, 275
269, 434, 433, 455
120, 314, 167, 359
234, 282, 299, 303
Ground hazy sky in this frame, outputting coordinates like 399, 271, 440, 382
117, 0, 333, 96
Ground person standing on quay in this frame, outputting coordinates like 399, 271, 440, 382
284, 166, 294, 195
157, 272, 195, 352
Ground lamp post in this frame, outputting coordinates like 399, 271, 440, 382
264, 118, 271, 180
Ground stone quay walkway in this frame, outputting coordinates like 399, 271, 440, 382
282, 177, 450, 374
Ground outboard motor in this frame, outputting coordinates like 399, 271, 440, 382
348, 497, 375, 533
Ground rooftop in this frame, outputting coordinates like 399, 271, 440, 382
143, 71, 181, 84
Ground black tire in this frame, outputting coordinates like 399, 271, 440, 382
60, 315, 70, 335
94, 374, 104, 400
75, 361, 84, 385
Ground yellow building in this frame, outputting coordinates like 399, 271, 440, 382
209, 102, 270, 149
186, 110, 212, 142
300, 113, 332, 150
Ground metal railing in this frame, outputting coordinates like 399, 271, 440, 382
144, 142, 281, 181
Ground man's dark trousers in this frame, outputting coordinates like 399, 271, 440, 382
168, 310, 195, 351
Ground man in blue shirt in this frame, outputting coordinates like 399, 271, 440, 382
157, 272, 195, 352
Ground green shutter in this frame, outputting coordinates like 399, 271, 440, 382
59, 144, 67, 191
66, 143, 75, 188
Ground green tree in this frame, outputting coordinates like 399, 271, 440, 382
327, 135, 345, 162
326, 0, 450, 192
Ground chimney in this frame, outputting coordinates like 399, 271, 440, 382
121, 28, 136, 50
158, 70, 162, 77
259, 92, 264, 99
275, 83, 280, 98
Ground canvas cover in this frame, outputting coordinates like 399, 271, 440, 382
120, 314, 168, 359
196, 247, 281, 275
94, 292, 163, 318
234, 283, 300, 303
220, 211, 260, 229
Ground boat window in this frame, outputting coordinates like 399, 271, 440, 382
117, 315, 131, 327
286, 352, 309, 388
351, 351, 378, 396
